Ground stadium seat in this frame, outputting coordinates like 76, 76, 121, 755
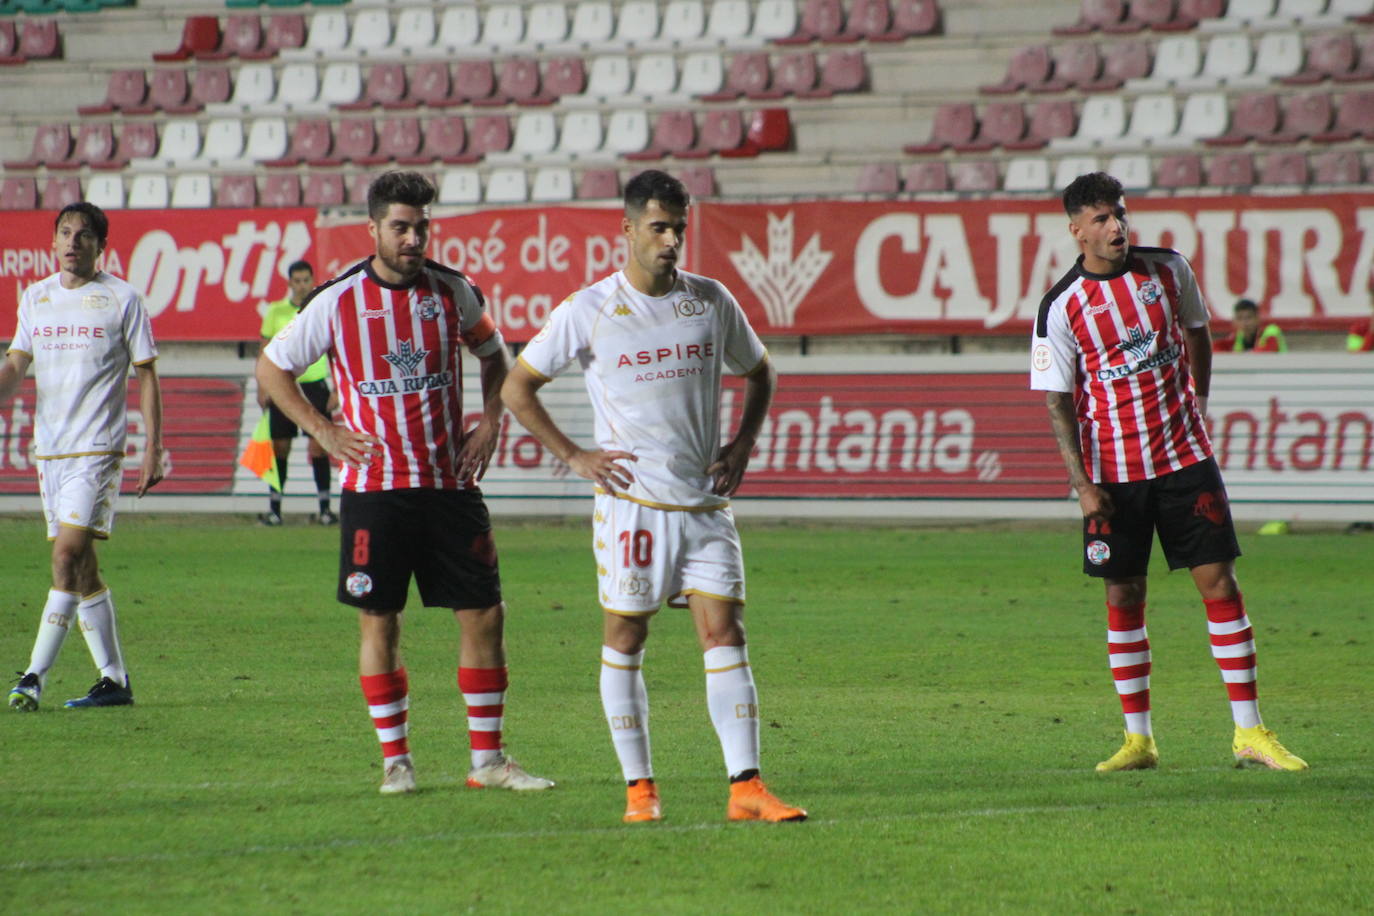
333, 119, 376, 164
320, 62, 363, 107
1052, 155, 1099, 190
171, 173, 212, 208
903, 102, 977, 154
840, 0, 895, 41
261, 173, 302, 208
1053, 0, 1129, 35
702, 51, 772, 100
1162, 0, 1228, 28
482, 4, 525, 49
42, 176, 83, 210
245, 118, 289, 162
1200, 0, 1276, 30
191, 67, 233, 109
775, 0, 845, 43
47, 123, 112, 170
1123, 94, 1178, 146
128, 174, 169, 209
1310, 149, 1364, 184
439, 167, 482, 205
1313, 89, 1374, 141
300, 10, 348, 57
1007, 99, 1076, 149
951, 160, 999, 192
356, 117, 422, 166
1045, 42, 1103, 92
531, 166, 575, 202
680, 51, 725, 97
1284, 33, 1357, 84
1273, 0, 1328, 21
569, 1, 615, 46
221, 62, 276, 110
856, 162, 901, 195
303, 173, 345, 208
1001, 156, 1051, 191
17, 20, 60, 61
901, 160, 950, 192
624, 109, 696, 160
892, 0, 943, 35
1083, 39, 1151, 90
143, 68, 190, 113
407, 116, 468, 164
509, 110, 559, 157
1106, 153, 1151, 188
1133, 34, 1202, 88
743, 108, 792, 153
4, 123, 71, 170
577, 167, 621, 199
454, 59, 498, 105
543, 57, 587, 99
492, 57, 547, 106
1188, 34, 1254, 88
340, 63, 409, 111
661, 1, 707, 44
1257, 150, 1308, 186
605, 109, 652, 155
772, 51, 820, 96
393, 8, 437, 53
150, 119, 202, 164
485, 168, 529, 203
347, 9, 391, 55
585, 55, 632, 98
980, 44, 1053, 94
96, 123, 157, 171
264, 118, 334, 167
256, 14, 306, 58
203, 15, 264, 60
615, 1, 661, 44
411, 61, 456, 107
706, 0, 752, 44
557, 110, 604, 156
1205, 152, 1255, 186
347, 173, 372, 207
1267, 91, 1334, 142
438, 6, 481, 49
634, 53, 680, 98
528, 2, 571, 47
153, 16, 219, 62
1126, 0, 1180, 30
966, 101, 1027, 150
1169, 91, 1229, 145
0, 21, 18, 65
1244, 31, 1303, 85
0, 176, 38, 210
1155, 152, 1204, 187
272, 62, 320, 110
677, 165, 717, 198
678, 108, 745, 158
467, 114, 513, 157
78, 69, 147, 115
1338, 32, 1374, 82
815, 49, 867, 94
1053, 95, 1126, 149
1205, 92, 1279, 145
201, 118, 246, 164
752, 0, 800, 40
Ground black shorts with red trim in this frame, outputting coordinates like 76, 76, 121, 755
1082, 457, 1241, 578
268, 379, 330, 440
337, 487, 502, 611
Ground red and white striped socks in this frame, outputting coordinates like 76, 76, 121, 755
1107, 602, 1152, 736
459, 666, 507, 769
360, 667, 410, 766
1204, 594, 1261, 729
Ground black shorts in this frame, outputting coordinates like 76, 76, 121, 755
268, 379, 330, 440
1082, 457, 1241, 578
337, 488, 502, 611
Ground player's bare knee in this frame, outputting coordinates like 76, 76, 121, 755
603, 613, 649, 654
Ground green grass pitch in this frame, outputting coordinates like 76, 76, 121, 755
0, 513, 1368, 914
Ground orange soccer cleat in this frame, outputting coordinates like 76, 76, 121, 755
623, 778, 661, 823
727, 776, 807, 822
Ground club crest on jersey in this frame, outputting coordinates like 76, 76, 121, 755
415, 295, 441, 320
1136, 281, 1162, 306
81, 294, 112, 310
382, 339, 428, 375
619, 572, 652, 596
1033, 344, 1053, 371
1086, 540, 1111, 566
346, 572, 373, 597
672, 297, 709, 319
1115, 325, 1157, 360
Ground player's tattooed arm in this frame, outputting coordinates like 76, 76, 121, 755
456, 347, 510, 481
1045, 391, 1113, 522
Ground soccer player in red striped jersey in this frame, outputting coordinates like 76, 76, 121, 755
256, 171, 552, 795
1031, 172, 1308, 772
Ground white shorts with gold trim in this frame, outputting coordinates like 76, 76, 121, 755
38, 454, 122, 540
593, 492, 745, 616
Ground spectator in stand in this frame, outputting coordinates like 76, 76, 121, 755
1212, 299, 1286, 353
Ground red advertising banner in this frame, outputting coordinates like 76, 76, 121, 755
694, 194, 1374, 337
0, 377, 244, 494
1, 208, 316, 341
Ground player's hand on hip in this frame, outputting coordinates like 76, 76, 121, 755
707, 441, 752, 497
136, 447, 165, 497
568, 448, 636, 493
319, 424, 381, 470
456, 418, 500, 481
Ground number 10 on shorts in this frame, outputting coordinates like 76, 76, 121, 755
618, 529, 653, 568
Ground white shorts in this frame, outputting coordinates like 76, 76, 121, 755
38, 454, 123, 541
593, 493, 745, 616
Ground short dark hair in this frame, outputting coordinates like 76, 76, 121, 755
366, 170, 436, 222
54, 202, 109, 245
1233, 298, 1259, 315
1062, 172, 1124, 216
287, 260, 313, 277
624, 169, 690, 216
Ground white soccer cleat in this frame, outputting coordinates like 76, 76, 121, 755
379, 758, 416, 794
465, 754, 555, 791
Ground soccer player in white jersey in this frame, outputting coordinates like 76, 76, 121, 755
502, 170, 806, 823
257, 171, 551, 796
5, 202, 164, 712
1031, 172, 1307, 772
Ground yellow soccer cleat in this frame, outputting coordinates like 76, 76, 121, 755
623, 779, 661, 823
727, 776, 807, 822
1233, 725, 1309, 771
1095, 731, 1159, 772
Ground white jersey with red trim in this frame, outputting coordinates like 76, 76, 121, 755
1029, 246, 1212, 484
263, 258, 503, 492
518, 269, 768, 510
8, 270, 157, 459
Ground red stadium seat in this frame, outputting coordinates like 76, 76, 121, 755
4, 123, 72, 170
78, 69, 148, 116
904, 103, 977, 154
409, 116, 468, 164
41, 176, 81, 210
410, 62, 456, 108
893, 0, 943, 36
1045, 42, 1103, 92
453, 60, 497, 106
19, 20, 62, 61
191, 66, 232, 107
216, 174, 258, 208
1155, 153, 1204, 187
1130, 0, 1180, 29
49, 123, 115, 171
1310, 150, 1364, 184
252, 14, 306, 59
1313, 90, 1374, 141
902, 160, 951, 192
356, 117, 422, 166
542, 58, 586, 100
809, 49, 868, 96
1205, 152, 1255, 187
703, 52, 772, 101
1205, 92, 1280, 145
262, 174, 302, 207
678, 108, 746, 158
981, 45, 1054, 95
1283, 33, 1356, 85
467, 115, 512, 157
1159, 0, 1226, 29
624, 110, 697, 161
1266, 92, 1334, 143
577, 168, 621, 200
340, 63, 411, 111
1257, 151, 1308, 186
1006, 99, 1076, 149
93, 123, 157, 170
303, 174, 345, 208
154, 16, 220, 63
969, 101, 1029, 149
0, 21, 19, 65
202, 15, 263, 61
841, 0, 895, 41
677, 165, 717, 198
775, 0, 846, 43
265, 119, 334, 168
951, 160, 999, 191
334, 119, 377, 164
1054, 0, 1129, 35
0, 177, 38, 210
856, 162, 901, 194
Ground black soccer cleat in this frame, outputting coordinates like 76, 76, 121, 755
64, 676, 134, 709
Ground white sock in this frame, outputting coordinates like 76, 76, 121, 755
704, 645, 760, 778
600, 646, 652, 782
26, 589, 80, 686
76, 589, 127, 686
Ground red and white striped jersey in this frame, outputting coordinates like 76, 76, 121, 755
263, 258, 504, 492
1029, 247, 1212, 483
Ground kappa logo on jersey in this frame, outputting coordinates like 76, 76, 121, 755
672, 297, 709, 319
1086, 539, 1111, 566
415, 295, 441, 320
346, 572, 373, 597
382, 340, 428, 375
1136, 281, 1163, 306
1194, 490, 1228, 526
1115, 326, 1157, 360
613, 303, 633, 317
